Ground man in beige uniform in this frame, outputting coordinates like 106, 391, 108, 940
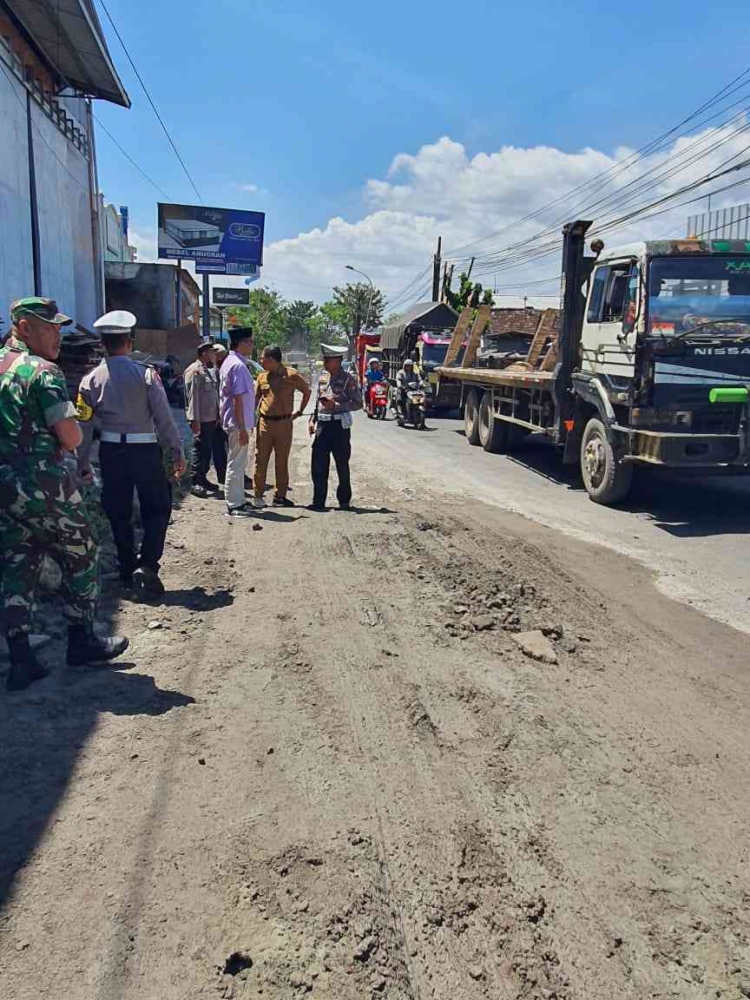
77, 311, 186, 597
254, 344, 311, 507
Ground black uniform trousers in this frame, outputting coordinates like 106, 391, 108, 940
192, 420, 227, 486
99, 442, 172, 580
311, 420, 352, 508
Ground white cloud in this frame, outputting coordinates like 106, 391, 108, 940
234, 182, 260, 193
128, 227, 158, 262
261, 123, 750, 308
132, 123, 750, 310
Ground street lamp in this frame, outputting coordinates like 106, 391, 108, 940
345, 264, 375, 332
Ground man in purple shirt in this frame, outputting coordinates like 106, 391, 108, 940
220, 327, 256, 514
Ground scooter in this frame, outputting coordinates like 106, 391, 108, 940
366, 381, 389, 420
393, 386, 428, 430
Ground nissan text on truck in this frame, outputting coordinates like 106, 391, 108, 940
437, 219, 750, 504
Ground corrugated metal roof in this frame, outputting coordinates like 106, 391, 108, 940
7, 0, 130, 107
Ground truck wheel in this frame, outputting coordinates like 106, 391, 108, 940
580, 418, 633, 505
478, 393, 508, 453
464, 390, 481, 446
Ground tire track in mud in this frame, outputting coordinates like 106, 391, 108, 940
262, 510, 577, 1000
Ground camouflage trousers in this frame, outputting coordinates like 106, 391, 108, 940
0, 464, 99, 637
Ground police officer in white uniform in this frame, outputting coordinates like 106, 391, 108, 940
77, 311, 186, 597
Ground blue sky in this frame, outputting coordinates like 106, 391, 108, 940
93, 0, 750, 305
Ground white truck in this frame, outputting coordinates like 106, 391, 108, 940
438, 219, 750, 503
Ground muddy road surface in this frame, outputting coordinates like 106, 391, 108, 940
355, 410, 750, 635
2, 423, 750, 1000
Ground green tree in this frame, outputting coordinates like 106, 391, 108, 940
308, 300, 348, 353
283, 300, 318, 352
444, 271, 491, 311
227, 288, 286, 352
331, 282, 386, 357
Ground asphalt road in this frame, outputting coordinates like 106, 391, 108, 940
355, 409, 750, 635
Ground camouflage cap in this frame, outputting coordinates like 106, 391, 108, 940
11, 297, 72, 326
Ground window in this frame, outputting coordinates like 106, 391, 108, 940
587, 267, 608, 323
587, 262, 636, 323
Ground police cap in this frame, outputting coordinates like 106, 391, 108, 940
93, 310, 137, 336
320, 343, 347, 359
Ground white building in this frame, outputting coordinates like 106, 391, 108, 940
0, 0, 130, 334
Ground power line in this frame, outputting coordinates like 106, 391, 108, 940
93, 114, 174, 200
445, 64, 750, 262
96, 0, 204, 203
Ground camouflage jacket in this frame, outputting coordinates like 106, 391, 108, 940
0, 335, 76, 472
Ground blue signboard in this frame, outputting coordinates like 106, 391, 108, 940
158, 203, 265, 269
195, 261, 260, 277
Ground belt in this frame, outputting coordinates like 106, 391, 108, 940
100, 432, 158, 444
260, 412, 292, 422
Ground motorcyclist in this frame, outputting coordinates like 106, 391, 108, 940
364, 358, 386, 385
364, 358, 387, 412
396, 358, 423, 414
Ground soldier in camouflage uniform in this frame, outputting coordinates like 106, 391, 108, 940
0, 298, 128, 692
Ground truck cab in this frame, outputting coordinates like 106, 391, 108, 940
574, 238, 750, 492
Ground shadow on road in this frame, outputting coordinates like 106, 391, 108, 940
625, 474, 750, 538
341, 506, 397, 515
150, 586, 234, 611
452, 427, 750, 538
0, 668, 194, 911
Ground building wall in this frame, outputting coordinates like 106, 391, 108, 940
104, 261, 200, 329
0, 18, 101, 332
104, 262, 202, 371
100, 200, 135, 263
0, 55, 33, 333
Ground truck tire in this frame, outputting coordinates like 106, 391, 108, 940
478, 393, 508, 453
580, 418, 633, 505
464, 390, 481, 446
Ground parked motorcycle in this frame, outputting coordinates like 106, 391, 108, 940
366, 381, 389, 420
393, 386, 428, 430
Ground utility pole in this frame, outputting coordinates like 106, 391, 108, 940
431, 236, 442, 301
202, 273, 210, 340
442, 263, 454, 302
467, 257, 475, 280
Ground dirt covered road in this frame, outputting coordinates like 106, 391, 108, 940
2, 426, 750, 1000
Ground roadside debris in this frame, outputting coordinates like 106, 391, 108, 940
512, 630, 558, 664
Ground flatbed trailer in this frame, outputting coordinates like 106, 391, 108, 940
438, 220, 750, 504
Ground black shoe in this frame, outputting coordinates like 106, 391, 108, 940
6, 633, 49, 691
132, 566, 166, 597
338, 502, 352, 511
226, 502, 253, 517
191, 484, 208, 497
307, 503, 327, 512
202, 479, 221, 493
67, 621, 129, 667
273, 496, 295, 508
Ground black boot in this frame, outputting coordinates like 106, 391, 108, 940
6, 633, 49, 691
67, 621, 129, 666
132, 566, 165, 598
